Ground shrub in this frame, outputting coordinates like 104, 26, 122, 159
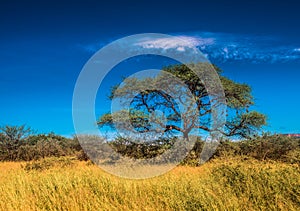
23, 157, 75, 171
0, 129, 83, 161
239, 134, 300, 162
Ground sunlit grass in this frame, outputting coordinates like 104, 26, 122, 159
0, 157, 299, 210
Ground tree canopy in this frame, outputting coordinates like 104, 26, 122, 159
98, 63, 266, 140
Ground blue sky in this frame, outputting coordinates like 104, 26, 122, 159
1, 0, 300, 136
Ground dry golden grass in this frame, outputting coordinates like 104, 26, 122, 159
0, 157, 299, 211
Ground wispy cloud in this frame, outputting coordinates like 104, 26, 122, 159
135, 32, 300, 63
294, 48, 300, 52
134, 36, 214, 52
77, 41, 107, 53
79, 32, 300, 63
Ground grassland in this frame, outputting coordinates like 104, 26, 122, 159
0, 157, 299, 211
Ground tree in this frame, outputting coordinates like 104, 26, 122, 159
97, 63, 266, 141
0, 125, 34, 160
0, 125, 33, 141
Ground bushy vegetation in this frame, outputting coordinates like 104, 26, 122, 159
106, 134, 300, 166
213, 134, 300, 163
0, 125, 299, 166
0, 125, 82, 161
109, 136, 176, 159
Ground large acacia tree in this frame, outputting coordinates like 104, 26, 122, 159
98, 63, 266, 141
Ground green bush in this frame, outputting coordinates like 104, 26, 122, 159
0, 127, 83, 161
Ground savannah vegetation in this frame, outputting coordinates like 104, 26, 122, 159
0, 124, 299, 165
0, 63, 299, 210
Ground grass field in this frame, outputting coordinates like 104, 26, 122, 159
0, 157, 299, 211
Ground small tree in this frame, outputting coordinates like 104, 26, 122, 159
0, 125, 34, 160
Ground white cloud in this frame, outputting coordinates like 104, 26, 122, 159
176, 46, 185, 52
134, 36, 214, 52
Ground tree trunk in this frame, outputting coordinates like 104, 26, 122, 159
183, 131, 189, 142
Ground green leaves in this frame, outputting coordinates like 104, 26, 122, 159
225, 111, 267, 138
221, 76, 253, 108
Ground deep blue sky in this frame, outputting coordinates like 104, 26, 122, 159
1, 0, 300, 135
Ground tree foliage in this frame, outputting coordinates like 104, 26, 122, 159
98, 63, 266, 139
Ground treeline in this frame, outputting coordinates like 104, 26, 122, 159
109, 134, 300, 165
0, 125, 299, 165
0, 125, 87, 161
183, 134, 300, 166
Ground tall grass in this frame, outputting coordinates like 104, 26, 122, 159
0, 157, 299, 210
